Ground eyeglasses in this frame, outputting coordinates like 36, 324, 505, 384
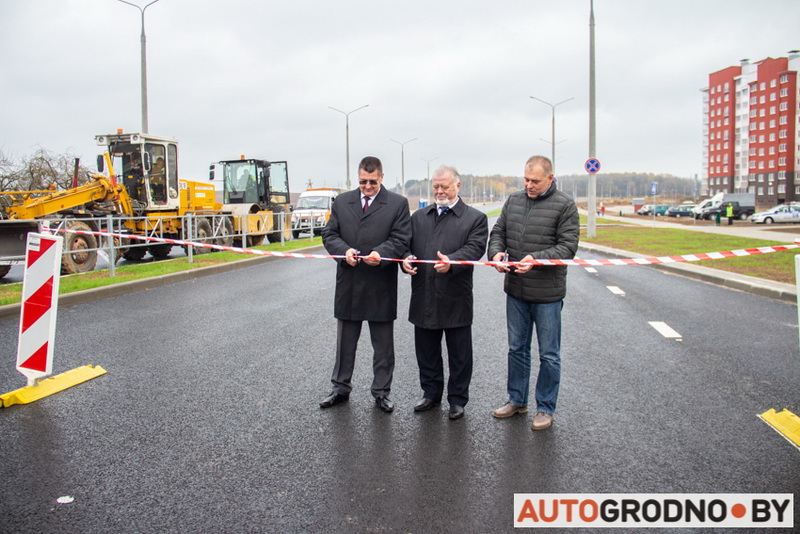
359, 179, 379, 186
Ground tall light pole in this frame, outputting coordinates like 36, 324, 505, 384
390, 137, 417, 197
421, 156, 438, 204
329, 104, 369, 190
588, 0, 598, 237
117, 0, 162, 133
530, 96, 574, 177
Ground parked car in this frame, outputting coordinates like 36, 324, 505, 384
639, 204, 671, 216
666, 204, 696, 218
750, 205, 800, 224
701, 201, 754, 221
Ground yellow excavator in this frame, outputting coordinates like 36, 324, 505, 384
0, 131, 292, 278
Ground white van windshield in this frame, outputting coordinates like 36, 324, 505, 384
296, 196, 330, 209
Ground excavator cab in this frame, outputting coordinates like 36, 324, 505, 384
96, 132, 180, 212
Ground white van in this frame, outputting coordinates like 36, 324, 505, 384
291, 188, 341, 238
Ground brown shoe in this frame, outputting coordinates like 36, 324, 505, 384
531, 412, 553, 430
492, 402, 528, 419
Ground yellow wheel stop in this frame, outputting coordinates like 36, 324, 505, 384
759, 408, 800, 450
1, 364, 106, 408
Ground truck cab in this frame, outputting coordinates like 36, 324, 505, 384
95, 132, 180, 213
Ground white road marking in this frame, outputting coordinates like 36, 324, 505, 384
649, 321, 682, 339
607, 285, 625, 295
585, 267, 598, 273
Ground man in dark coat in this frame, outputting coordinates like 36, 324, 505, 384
487, 155, 579, 431
319, 156, 412, 413
401, 166, 488, 420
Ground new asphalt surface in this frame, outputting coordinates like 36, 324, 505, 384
1, 208, 798, 533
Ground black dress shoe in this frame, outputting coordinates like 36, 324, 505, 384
375, 395, 394, 413
413, 398, 441, 412
319, 392, 349, 409
448, 404, 465, 420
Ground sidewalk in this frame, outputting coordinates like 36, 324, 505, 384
581, 208, 799, 303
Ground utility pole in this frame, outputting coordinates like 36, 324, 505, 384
587, 0, 598, 238
117, 0, 162, 133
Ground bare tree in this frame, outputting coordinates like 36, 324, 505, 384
0, 148, 93, 193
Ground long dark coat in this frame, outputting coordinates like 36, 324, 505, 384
406, 199, 488, 329
322, 186, 411, 322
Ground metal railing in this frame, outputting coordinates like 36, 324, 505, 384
0, 212, 299, 279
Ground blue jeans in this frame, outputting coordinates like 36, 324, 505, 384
505, 295, 563, 414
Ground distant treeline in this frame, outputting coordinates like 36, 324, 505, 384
394, 172, 699, 201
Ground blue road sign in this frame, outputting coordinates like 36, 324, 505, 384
650, 181, 658, 195
585, 158, 601, 174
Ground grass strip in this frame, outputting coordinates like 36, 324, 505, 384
0, 237, 323, 306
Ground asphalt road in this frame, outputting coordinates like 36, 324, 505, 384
1, 244, 798, 533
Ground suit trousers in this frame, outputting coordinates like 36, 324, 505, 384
414, 325, 473, 407
331, 319, 395, 398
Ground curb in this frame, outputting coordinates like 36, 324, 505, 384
579, 242, 798, 304
0, 244, 326, 320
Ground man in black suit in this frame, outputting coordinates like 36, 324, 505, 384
401, 165, 488, 420
320, 156, 412, 413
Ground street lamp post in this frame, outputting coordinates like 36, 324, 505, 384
421, 156, 438, 204
530, 96, 574, 177
329, 104, 369, 190
390, 137, 417, 197
117, 0, 162, 133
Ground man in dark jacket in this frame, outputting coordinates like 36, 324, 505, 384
487, 155, 579, 430
320, 156, 412, 413
401, 166, 488, 420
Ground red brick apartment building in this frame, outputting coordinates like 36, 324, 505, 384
703, 51, 799, 206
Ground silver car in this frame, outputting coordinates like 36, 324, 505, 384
750, 205, 800, 224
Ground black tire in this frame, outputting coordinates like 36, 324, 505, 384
215, 217, 235, 248
0, 264, 10, 279
148, 243, 173, 260
61, 220, 98, 274
764, 217, 774, 224
123, 246, 147, 261
267, 209, 292, 243
292, 230, 301, 239
739, 212, 749, 220
186, 217, 213, 255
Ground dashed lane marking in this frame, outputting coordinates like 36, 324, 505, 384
607, 286, 626, 295
649, 321, 682, 340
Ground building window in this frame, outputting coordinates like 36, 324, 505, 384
769, 160, 775, 168
769, 147, 775, 155
770, 133, 776, 142
780, 88, 788, 97
779, 171, 786, 179
759, 148, 765, 156
760, 108, 766, 117
779, 143, 787, 152
760, 82, 766, 91
770, 79, 777, 88
781, 74, 788, 83
760, 95, 766, 104
780, 102, 788, 111
779, 157, 787, 166
771, 93, 777, 101
770, 120, 776, 128
780, 130, 788, 138
749, 148, 756, 156
780, 116, 788, 125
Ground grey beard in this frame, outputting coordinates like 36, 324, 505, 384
435, 198, 452, 208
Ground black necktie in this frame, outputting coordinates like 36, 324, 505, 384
363, 197, 370, 214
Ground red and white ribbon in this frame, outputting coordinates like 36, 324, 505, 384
55, 228, 800, 268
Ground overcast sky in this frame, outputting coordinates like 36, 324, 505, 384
2, 0, 799, 192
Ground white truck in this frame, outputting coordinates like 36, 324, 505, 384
291, 188, 341, 238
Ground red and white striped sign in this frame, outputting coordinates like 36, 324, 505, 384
16, 232, 63, 386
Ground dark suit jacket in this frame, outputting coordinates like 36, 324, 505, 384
322, 185, 411, 322
405, 199, 488, 329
